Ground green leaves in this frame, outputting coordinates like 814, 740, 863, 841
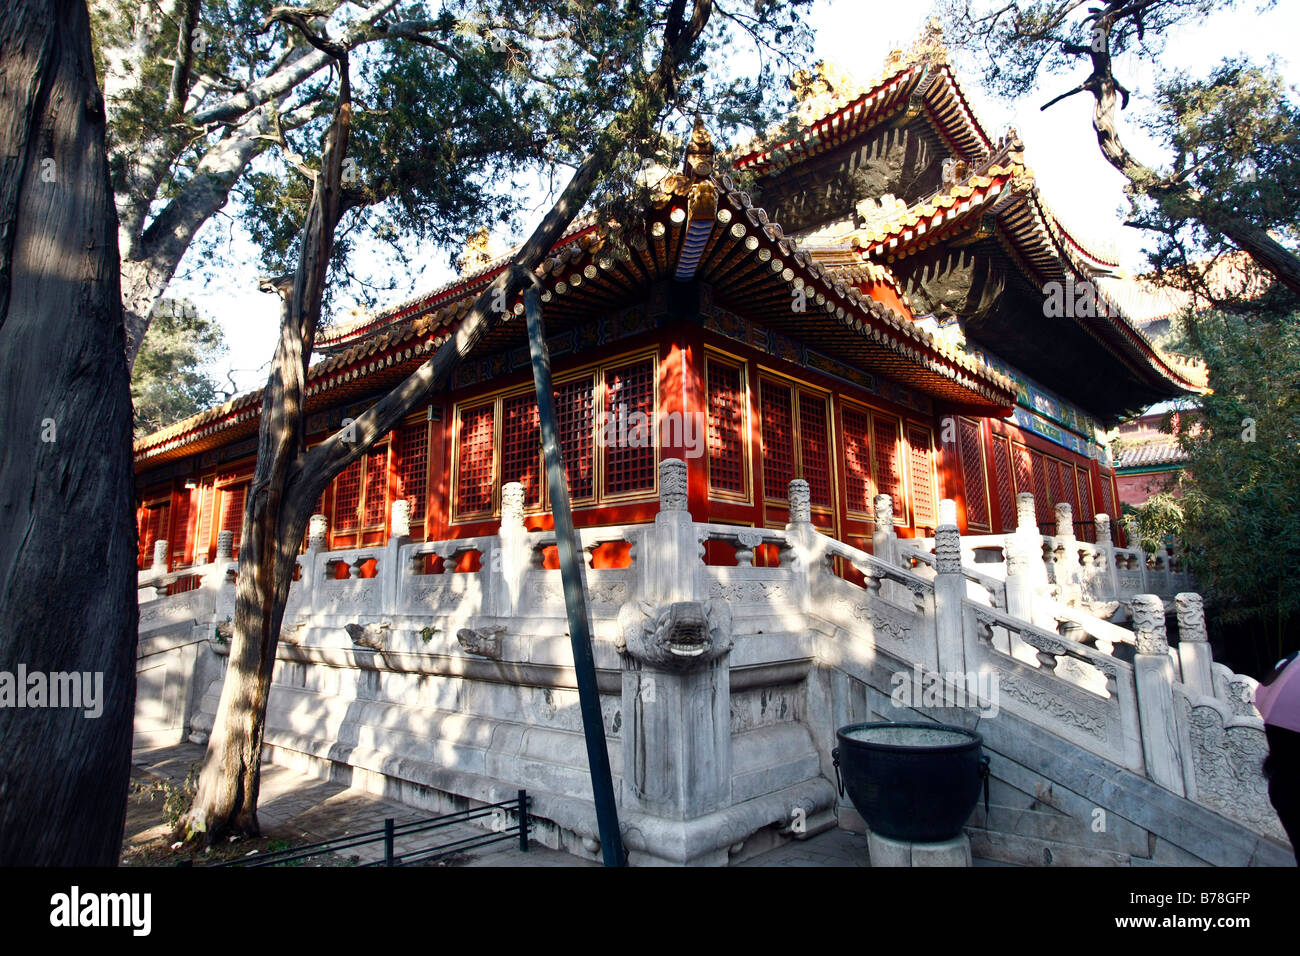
1158, 308, 1300, 651
1136, 56, 1300, 284
130, 299, 227, 438
223, 1, 813, 309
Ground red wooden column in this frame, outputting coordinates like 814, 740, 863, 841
663, 319, 706, 517
933, 409, 965, 531
427, 400, 450, 543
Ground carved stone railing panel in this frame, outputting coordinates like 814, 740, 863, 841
964, 601, 1142, 772
814, 535, 932, 603
315, 549, 383, 617
705, 567, 794, 609
138, 587, 210, 634
1210, 663, 1261, 719
899, 541, 1005, 610
820, 573, 933, 670
695, 523, 793, 569
1173, 689, 1285, 843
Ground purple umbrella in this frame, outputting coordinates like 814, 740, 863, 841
1256, 652, 1300, 734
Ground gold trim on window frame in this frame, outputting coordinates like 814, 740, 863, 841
754, 365, 835, 513
957, 416, 993, 533
703, 348, 753, 505
450, 347, 663, 523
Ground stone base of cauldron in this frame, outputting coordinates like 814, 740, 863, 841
867, 830, 972, 867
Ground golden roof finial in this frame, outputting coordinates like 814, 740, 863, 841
884, 16, 950, 75
684, 117, 715, 178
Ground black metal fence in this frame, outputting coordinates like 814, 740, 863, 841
211, 790, 531, 867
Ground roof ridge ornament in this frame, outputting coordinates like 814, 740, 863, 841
684, 117, 714, 178
884, 15, 950, 75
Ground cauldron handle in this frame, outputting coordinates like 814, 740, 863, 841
979, 755, 991, 815
831, 747, 844, 797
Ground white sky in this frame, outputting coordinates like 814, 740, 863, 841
170, 0, 1300, 397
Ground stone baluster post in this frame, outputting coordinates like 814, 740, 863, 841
1131, 594, 1185, 795
872, 494, 897, 566
1124, 516, 1149, 594
1156, 544, 1172, 593
382, 499, 411, 612
1053, 502, 1082, 607
1006, 493, 1049, 626
215, 530, 233, 566
494, 482, 532, 617
872, 493, 908, 605
786, 479, 820, 610
1175, 593, 1214, 698
148, 539, 171, 598
297, 513, 327, 604
620, 458, 732, 832
211, 530, 237, 618
933, 499, 965, 675
640, 458, 706, 605
1093, 514, 1119, 602
308, 513, 328, 553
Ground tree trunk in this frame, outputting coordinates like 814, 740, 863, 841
0, 0, 138, 864
183, 50, 353, 839
1087, 29, 1300, 296
183, 0, 715, 841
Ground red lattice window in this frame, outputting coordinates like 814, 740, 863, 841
501, 394, 542, 506
1059, 460, 1080, 520
456, 402, 496, 515
555, 376, 595, 500
760, 380, 793, 500
907, 425, 937, 529
604, 359, 656, 496
706, 359, 746, 495
872, 413, 904, 511
991, 435, 1016, 531
221, 484, 246, 552
1098, 471, 1116, 521
1047, 456, 1067, 513
138, 503, 169, 568
171, 493, 191, 564
395, 420, 430, 527
958, 418, 990, 530
1012, 443, 1034, 500
195, 481, 215, 561
1029, 450, 1051, 527
363, 447, 388, 528
333, 459, 363, 532
799, 392, 832, 508
842, 406, 873, 514
1075, 467, 1094, 524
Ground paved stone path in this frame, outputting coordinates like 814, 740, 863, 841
129, 744, 593, 867
129, 744, 1003, 867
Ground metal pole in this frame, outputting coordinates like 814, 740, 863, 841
383, 817, 394, 867
518, 789, 529, 853
524, 287, 626, 867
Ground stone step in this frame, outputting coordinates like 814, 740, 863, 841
732, 722, 821, 804
969, 802, 1141, 857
